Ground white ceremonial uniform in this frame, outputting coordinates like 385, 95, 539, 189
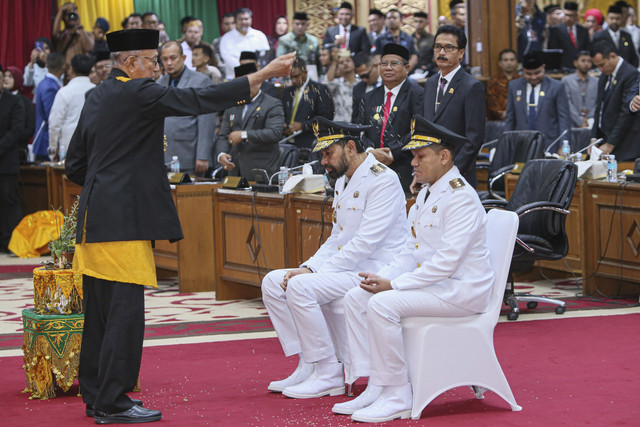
344, 166, 494, 385
262, 153, 408, 368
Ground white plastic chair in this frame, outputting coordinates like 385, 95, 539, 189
402, 209, 522, 420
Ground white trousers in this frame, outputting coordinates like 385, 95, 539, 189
261, 269, 360, 363
344, 286, 475, 386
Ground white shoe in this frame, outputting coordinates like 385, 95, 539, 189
268, 360, 315, 393
332, 384, 382, 415
351, 383, 412, 423
282, 362, 345, 399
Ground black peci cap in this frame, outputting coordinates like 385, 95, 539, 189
293, 12, 308, 21
381, 43, 410, 61
234, 62, 257, 77
107, 29, 159, 52
239, 51, 258, 62
522, 51, 544, 69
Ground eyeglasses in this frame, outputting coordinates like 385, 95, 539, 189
358, 64, 375, 79
132, 55, 159, 65
433, 43, 459, 53
379, 60, 407, 69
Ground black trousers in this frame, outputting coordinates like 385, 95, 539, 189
79, 276, 145, 413
0, 175, 22, 251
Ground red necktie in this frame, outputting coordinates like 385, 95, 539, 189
569, 27, 577, 48
380, 91, 393, 147
341, 28, 347, 49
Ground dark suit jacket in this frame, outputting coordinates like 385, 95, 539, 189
357, 80, 424, 192
157, 68, 216, 173
216, 92, 285, 179
324, 25, 371, 55
592, 59, 640, 162
282, 79, 334, 149
548, 24, 590, 70
592, 29, 639, 68
504, 76, 571, 152
0, 90, 25, 175
422, 68, 486, 188
66, 68, 251, 243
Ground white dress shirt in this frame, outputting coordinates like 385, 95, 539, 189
219, 28, 270, 79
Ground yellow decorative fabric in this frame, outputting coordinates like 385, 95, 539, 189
22, 309, 84, 399
8, 211, 64, 258
73, 240, 157, 288
56, 0, 134, 35
33, 267, 83, 315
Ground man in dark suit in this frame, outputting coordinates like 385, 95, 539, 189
593, 5, 638, 68
66, 29, 294, 424
157, 41, 216, 175
355, 44, 423, 192
548, 2, 590, 70
0, 64, 25, 253
217, 63, 285, 180
421, 25, 485, 189
591, 39, 640, 162
505, 52, 571, 153
324, 2, 371, 55
282, 58, 334, 151
352, 52, 381, 122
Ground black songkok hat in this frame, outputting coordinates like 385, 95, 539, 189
234, 62, 257, 78
522, 51, 544, 70
339, 2, 353, 10
312, 116, 370, 153
564, 2, 578, 11
543, 4, 561, 13
293, 12, 308, 21
403, 115, 468, 154
381, 43, 410, 61
93, 49, 111, 62
414, 12, 428, 19
106, 29, 159, 52
608, 5, 623, 14
239, 51, 258, 62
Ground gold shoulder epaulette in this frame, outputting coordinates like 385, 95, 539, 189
449, 177, 465, 189
116, 76, 131, 83
370, 163, 387, 175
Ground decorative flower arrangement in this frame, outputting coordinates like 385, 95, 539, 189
48, 198, 79, 270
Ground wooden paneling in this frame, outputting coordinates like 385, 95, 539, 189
468, 0, 516, 78
287, 194, 334, 266
19, 165, 50, 214
214, 190, 288, 300
582, 181, 640, 297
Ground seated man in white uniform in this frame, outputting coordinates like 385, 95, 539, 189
337, 115, 494, 422
261, 116, 408, 399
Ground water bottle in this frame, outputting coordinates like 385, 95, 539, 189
278, 166, 289, 194
561, 140, 571, 159
58, 144, 66, 161
606, 154, 617, 182
170, 155, 180, 173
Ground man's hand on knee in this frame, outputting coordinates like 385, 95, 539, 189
359, 272, 392, 293
281, 267, 313, 290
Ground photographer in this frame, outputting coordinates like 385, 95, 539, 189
52, 2, 94, 69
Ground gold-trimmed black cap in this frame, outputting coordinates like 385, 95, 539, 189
402, 115, 468, 154
106, 29, 159, 52
235, 62, 257, 77
312, 116, 370, 153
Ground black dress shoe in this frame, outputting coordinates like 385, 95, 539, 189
86, 400, 144, 417
94, 405, 161, 424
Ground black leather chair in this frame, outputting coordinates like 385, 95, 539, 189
279, 143, 300, 169
477, 130, 545, 201
483, 159, 578, 320
571, 127, 592, 154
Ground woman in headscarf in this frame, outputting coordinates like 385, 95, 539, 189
3, 66, 35, 163
584, 8, 604, 41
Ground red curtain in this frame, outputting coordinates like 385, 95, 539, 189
0, 0, 53, 71
216, 0, 286, 38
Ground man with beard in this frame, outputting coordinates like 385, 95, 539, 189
261, 116, 408, 400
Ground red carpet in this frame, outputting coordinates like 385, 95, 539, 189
0, 264, 40, 273
4, 313, 640, 426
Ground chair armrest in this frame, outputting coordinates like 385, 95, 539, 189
480, 139, 499, 151
476, 162, 490, 170
487, 164, 515, 201
514, 201, 570, 218
481, 199, 508, 211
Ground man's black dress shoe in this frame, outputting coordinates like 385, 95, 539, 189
86, 400, 144, 417
94, 405, 161, 424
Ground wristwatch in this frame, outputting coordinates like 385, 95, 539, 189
241, 131, 248, 141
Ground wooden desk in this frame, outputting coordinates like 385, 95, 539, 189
582, 181, 640, 297
505, 173, 583, 274
19, 165, 51, 214
214, 189, 288, 300
153, 184, 217, 293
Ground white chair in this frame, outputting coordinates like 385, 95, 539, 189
402, 209, 522, 420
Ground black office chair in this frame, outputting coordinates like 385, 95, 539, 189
571, 127, 592, 154
483, 159, 578, 320
477, 130, 545, 201
279, 143, 300, 169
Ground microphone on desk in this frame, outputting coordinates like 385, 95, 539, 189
544, 129, 568, 156
269, 160, 319, 184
